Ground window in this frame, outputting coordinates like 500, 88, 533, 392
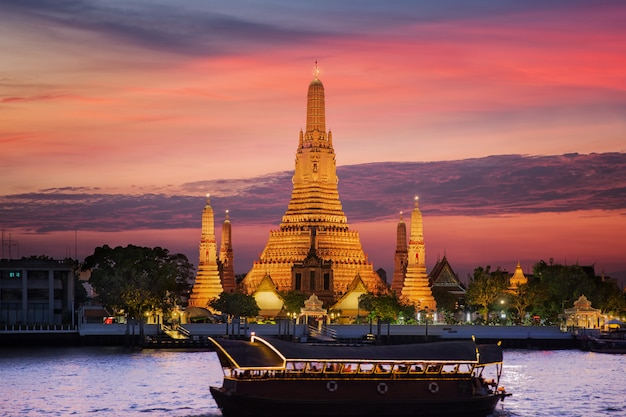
1, 289, 22, 300
295, 273, 302, 290
2, 270, 22, 279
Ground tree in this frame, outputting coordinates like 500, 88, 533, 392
431, 287, 459, 312
465, 266, 510, 322
82, 244, 194, 318
602, 291, 626, 318
509, 283, 543, 324
279, 290, 308, 315
209, 292, 259, 318
532, 261, 598, 323
358, 293, 415, 323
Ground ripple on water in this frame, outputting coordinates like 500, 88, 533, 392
0, 347, 623, 417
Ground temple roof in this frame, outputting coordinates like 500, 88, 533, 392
509, 261, 527, 288
430, 256, 465, 290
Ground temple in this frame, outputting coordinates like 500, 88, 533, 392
239, 65, 387, 304
391, 212, 408, 294
395, 196, 436, 310
219, 210, 236, 293
508, 261, 528, 291
188, 195, 224, 308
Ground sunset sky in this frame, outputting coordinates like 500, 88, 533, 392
2, 1, 626, 285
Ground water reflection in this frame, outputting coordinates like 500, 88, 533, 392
0, 347, 223, 417
0, 347, 623, 417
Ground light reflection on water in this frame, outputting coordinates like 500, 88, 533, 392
0, 347, 623, 417
0, 347, 223, 417
495, 350, 625, 417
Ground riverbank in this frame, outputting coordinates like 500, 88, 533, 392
0, 323, 580, 349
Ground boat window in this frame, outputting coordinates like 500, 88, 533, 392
374, 364, 391, 374
358, 363, 374, 374
286, 362, 304, 373
409, 364, 425, 374
342, 363, 357, 374
324, 363, 340, 373
457, 364, 473, 374
393, 364, 409, 374
426, 364, 442, 374
306, 362, 322, 373
442, 364, 458, 374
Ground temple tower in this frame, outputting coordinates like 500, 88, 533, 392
240, 65, 386, 302
219, 210, 237, 293
188, 194, 223, 307
391, 212, 408, 294
508, 261, 528, 291
401, 196, 436, 310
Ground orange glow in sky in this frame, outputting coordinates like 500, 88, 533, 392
1, 1, 625, 283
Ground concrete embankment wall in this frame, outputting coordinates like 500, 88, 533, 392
0, 324, 580, 349
0, 323, 160, 347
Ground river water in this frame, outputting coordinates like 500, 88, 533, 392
0, 347, 623, 417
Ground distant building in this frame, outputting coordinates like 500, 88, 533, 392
390, 212, 408, 295
508, 261, 528, 292
393, 197, 436, 310
0, 258, 76, 325
562, 295, 604, 329
429, 255, 466, 306
219, 210, 237, 293
188, 195, 226, 309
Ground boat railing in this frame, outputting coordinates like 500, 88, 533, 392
0, 324, 77, 333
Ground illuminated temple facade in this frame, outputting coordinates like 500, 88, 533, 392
188, 195, 236, 308
392, 197, 436, 310
239, 68, 387, 304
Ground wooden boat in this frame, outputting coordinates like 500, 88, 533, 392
208, 335, 511, 417
585, 334, 626, 354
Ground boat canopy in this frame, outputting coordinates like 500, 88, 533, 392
209, 336, 503, 370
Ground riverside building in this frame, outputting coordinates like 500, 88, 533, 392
0, 258, 76, 326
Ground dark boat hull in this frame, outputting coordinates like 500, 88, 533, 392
586, 337, 626, 354
210, 384, 504, 417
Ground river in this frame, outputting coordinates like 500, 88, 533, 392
0, 347, 623, 417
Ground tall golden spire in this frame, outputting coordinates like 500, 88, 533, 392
188, 194, 224, 308
401, 196, 436, 310
391, 211, 408, 294
240, 65, 386, 301
305, 61, 326, 140
408, 196, 425, 269
219, 210, 236, 293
